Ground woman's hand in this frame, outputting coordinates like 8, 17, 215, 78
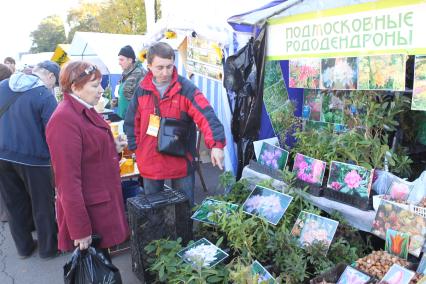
74, 235, 92, 250
114, 134, 128, 153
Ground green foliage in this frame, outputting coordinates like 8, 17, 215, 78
30, 15, 66, 53
145, 237, 230, 283
97, 0, 147, 34
146, 174, 373, 283
66, 2, 103, 41
293, 91, 412, 177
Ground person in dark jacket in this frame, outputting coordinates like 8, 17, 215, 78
0, 63, 12, 222
124, 42, 225, 206
0, 60, 59, 259
46, 61, 129, 252
116, 45, 147, 119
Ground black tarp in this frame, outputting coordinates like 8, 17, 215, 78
224, 26, 267, 179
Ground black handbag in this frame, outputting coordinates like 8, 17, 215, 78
152, 94, 189, 157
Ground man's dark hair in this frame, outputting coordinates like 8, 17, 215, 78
4, 57, 15, 65
147, 42, 175, 64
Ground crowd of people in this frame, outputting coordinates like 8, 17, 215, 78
0, 42, 225, 262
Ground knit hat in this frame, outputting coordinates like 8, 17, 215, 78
0, 63, 12, 81
118, 45, 136, 61
37, 60, 60, 85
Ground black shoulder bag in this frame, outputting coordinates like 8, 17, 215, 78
0, 93, 25, 119
152, 94, 189, 157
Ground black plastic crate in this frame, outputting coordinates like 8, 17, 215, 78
127, 187, 192, 283
248, 160, 284, 181
323, 188, 373, 211
293, 179, 324, 197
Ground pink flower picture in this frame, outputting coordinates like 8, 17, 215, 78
387, 180, 413, 201
337, 266, 371, 284
292, 153, 326, 186
327, 161, 372, 198
242, 185, 293, 225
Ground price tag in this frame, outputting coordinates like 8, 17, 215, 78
146, 114, 160, 137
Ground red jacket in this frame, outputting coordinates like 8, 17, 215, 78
46, 94, 129, 251
125, 68, 225, 180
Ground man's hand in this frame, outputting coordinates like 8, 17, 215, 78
115, 134, 128, 153
211, 148, 224, 170
74, 235, 92, 250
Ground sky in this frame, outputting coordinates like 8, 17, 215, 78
0, 0, 80, 62
0, 0, 271, 64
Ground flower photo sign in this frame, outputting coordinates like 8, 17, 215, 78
177, 238, 228, 268
289, 58, 321, 89
385, 229, 410, 259
372, 200, 426, 257
386, 180, 413, 202
358, 54, 406, 91
242, 185, 293, 225
258, 142, 289, 171
292, 153, 326, 186
191, 198, 239, 225
411, 55, 426, 111
291, 211, 339, 252
336, 266, 371, 284
321, 57, 358, 90
327, 161, 373, 199
381, 264, 415, 284
251, 260, 275, 284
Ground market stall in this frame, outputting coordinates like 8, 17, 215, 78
134, 0, 426, 283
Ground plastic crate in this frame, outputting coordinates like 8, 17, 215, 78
323, 188, 372, 211
409, 203, 426, 218
248, 160, 284, 181
127, 187, 192, 283
293, 179, 323, 197
372, 195, 409, 211
372, 195, 426, 218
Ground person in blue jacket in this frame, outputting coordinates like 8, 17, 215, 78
0, 60, 59, 259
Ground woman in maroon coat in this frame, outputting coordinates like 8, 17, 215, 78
46, 61, 129, 252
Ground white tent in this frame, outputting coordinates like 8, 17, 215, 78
18, 52, 54, 69
68, 32, 146, 74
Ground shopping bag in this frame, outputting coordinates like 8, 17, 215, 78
63, 246, 122, 284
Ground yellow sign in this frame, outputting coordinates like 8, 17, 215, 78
51, 44, 70, 66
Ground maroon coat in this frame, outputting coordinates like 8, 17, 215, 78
46, 94, 129, 251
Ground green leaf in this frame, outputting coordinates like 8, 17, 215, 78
207, 275, 223, 283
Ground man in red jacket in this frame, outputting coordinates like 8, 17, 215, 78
124, 42, 225, 205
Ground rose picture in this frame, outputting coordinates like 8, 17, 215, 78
327, 161, 372, 198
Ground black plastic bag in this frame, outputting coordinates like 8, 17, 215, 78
64, 247, 122, 284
